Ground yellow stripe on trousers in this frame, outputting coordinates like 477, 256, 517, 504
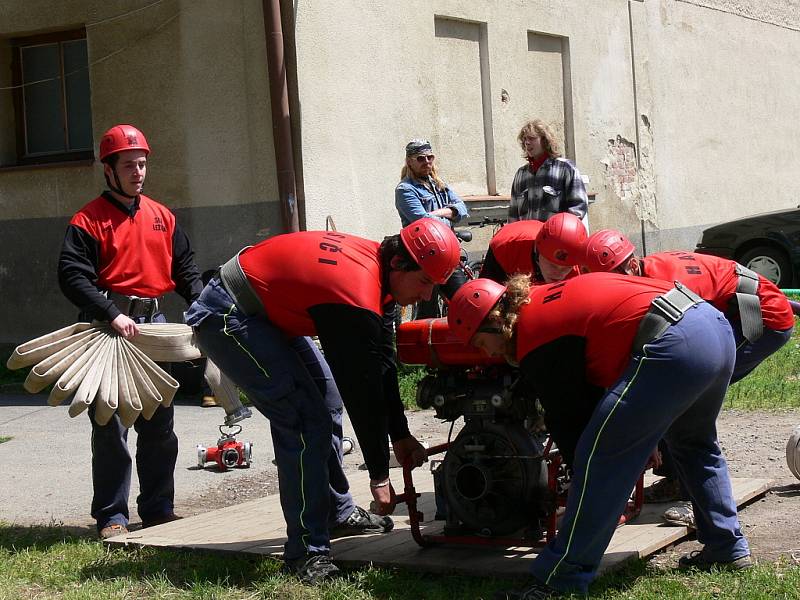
223, 303, 311, 549
545, 353, 649, 587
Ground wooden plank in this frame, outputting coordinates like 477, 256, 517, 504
107, 476, 772, 577
731, 477, 771, 506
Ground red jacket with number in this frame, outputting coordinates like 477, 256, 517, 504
238, 231, 387, 337
642, 252, 794, 331
516, 273, 674, 388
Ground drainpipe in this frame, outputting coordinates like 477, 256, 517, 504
263, 0, 300, 233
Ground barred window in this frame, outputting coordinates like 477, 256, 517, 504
10, 28, 94, 165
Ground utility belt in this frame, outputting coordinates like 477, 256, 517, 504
732, 263, 763, 343
106, 291, 161, 320
218, 249, 265, 317
631, 282, 704, 355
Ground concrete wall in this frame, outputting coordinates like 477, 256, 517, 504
293, 0, 800, 253
0, 0, 281, 345
293, 0, 638, 242
633, 0, 800, 251
1, 0, 799, 347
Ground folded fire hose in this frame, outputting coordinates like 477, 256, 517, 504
6, 322, 250, 427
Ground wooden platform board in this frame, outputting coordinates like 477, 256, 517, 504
108, 471, 771, 576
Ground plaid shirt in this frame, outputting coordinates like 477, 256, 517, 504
507, 157, 588, 223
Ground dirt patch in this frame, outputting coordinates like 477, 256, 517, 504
652, 409, 800, 568
184, 409, 800, 565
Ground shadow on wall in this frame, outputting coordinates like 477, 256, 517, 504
0, 201, 281, 349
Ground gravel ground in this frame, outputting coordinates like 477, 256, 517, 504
1, 392, 798, 566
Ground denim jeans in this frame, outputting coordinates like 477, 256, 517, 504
90, 312, 178, 530
185, 278, 354, 559
530, 303, 748, 594
655, 322, 792, 481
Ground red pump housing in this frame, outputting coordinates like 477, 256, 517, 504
396, 317, 505, 367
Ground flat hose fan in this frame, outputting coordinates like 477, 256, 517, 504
7, 322, 201, 427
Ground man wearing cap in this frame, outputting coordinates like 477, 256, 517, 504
395, 139, 468, 229
58, 124, 203, 539
185, 218, 461, 583
395, 139, 469, 315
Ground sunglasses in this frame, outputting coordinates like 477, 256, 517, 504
415, 154, 435, 163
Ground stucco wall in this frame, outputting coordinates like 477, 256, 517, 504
293, 0, 799, 254
636, 0, 800, 251
1, 0, 799, 347
293, 0, 639, 242
0, 0, 281, 345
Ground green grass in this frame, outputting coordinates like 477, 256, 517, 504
0, 523, 798, 599
0, 437, 11, 444
398, 364, 426, 410
724, 305, 800, 410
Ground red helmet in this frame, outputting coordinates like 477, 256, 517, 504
584, 229, 636, 272
447, 279, 507, 344
400, 218, 461, 284
535, 213, 588, 266
99, 124, 150, 161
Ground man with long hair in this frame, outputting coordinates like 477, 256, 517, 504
508, 119, 588, 224
395, 139, 469, 314
395, 138, 468, 229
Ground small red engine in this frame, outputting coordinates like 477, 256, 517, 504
397, 318, 551, 539
197, 425, 253, 471
395, 317, 643, 546
396, 316, 505, 367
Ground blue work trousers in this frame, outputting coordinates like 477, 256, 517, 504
531, 302, 749, 594
186, 278, 354, 560
730, 323, 793, 384
90, 312, 178, 531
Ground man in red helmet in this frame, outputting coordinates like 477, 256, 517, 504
185, 218, 460, 583
448, 274, 750, 598
57, 124, 203, 540
584, 229, 795, 521
479, 212, 587, 284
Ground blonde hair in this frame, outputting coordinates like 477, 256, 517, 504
517, 119, 562, 158
486, 273, 532, 357
400, 158, 447, 190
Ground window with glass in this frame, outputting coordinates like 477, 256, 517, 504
11, 28, 94, 165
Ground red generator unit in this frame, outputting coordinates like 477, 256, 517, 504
395, 317, 642, 548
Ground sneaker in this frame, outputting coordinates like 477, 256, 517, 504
663, 501, 695, 528
331, 505, 393, 536
201, 395, 219, 408
141, 513, 183, 529
678, 548, 753, 571
98, 523, 129, 540
644, 477, 685, 503
284, 553, 340, 584
494, 577, 558, 599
